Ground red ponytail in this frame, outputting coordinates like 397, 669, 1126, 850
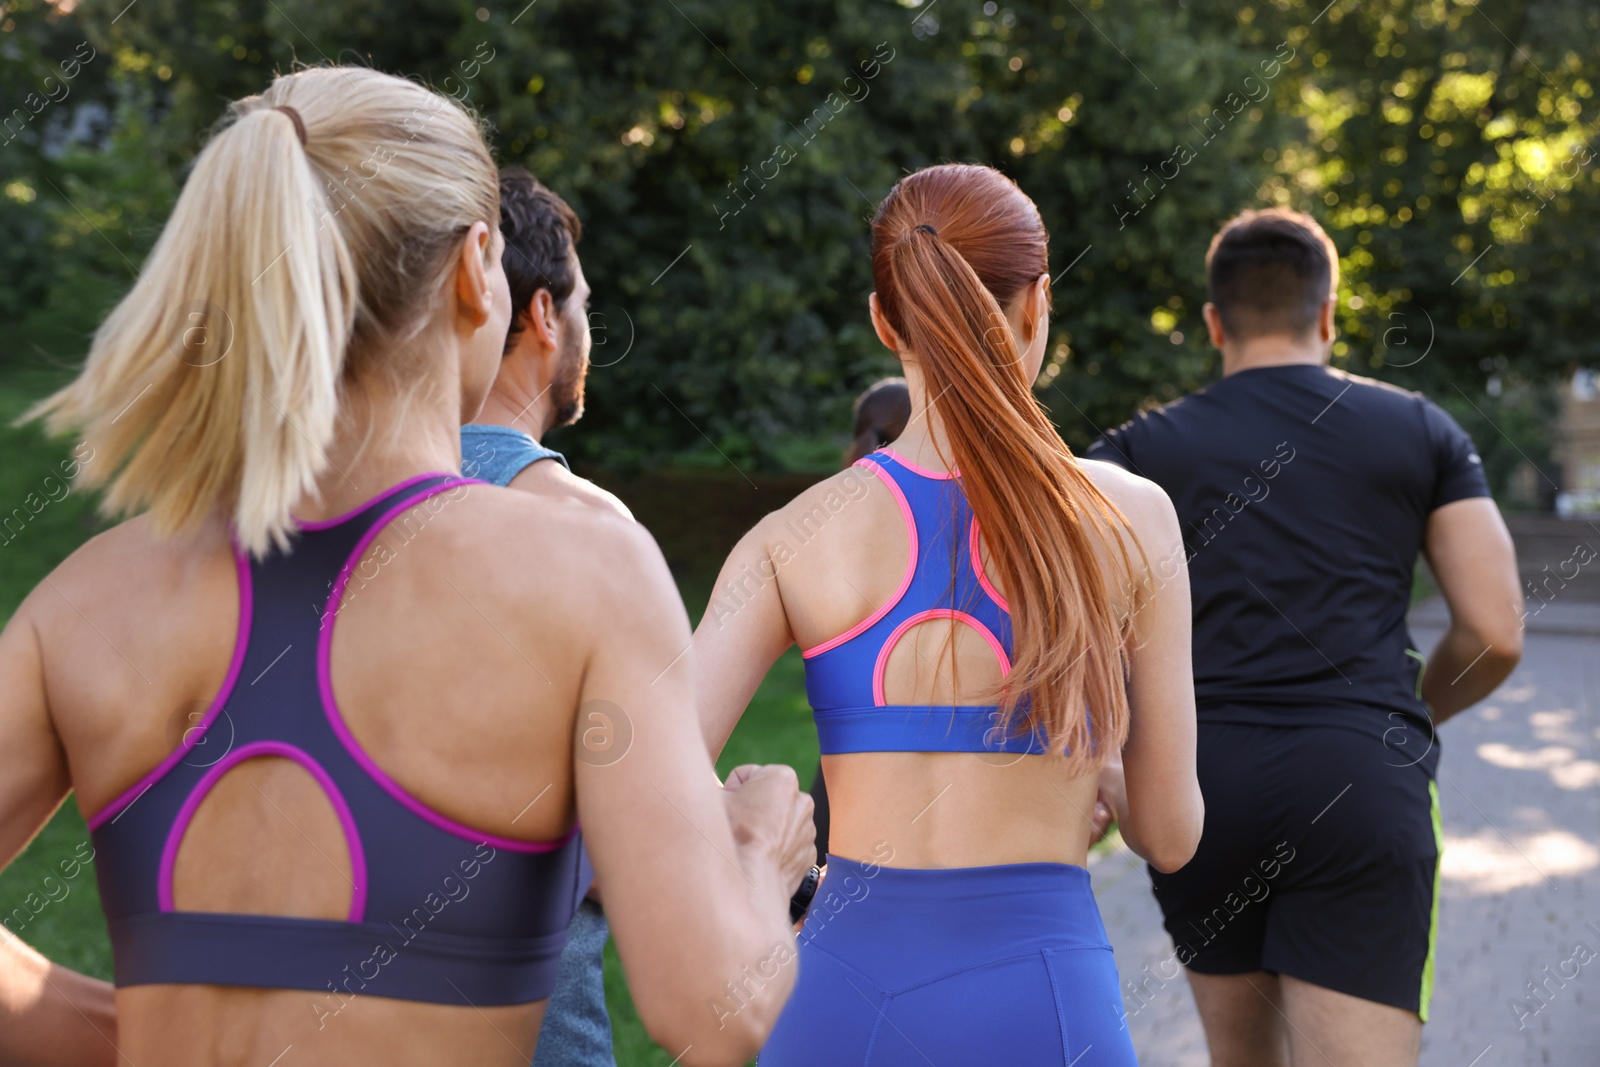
871, 163, 1140, 767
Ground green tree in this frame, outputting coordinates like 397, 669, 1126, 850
1250, 0, 1600, 491
4, 0, 1597, 486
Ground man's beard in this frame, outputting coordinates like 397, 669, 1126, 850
548, 329, 588, 429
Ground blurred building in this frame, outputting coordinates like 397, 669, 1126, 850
1555, 369, 1600, 517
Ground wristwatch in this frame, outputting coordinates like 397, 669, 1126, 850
789, 865, 822, 922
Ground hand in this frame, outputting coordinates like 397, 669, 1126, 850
1092, 752, 1127, 845
1091, 798, 1115, 843
723, 764, 817, 900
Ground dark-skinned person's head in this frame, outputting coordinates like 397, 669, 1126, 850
844, 378, 912, 466
498, 169, 590, 432
1202, 207, 1340, 359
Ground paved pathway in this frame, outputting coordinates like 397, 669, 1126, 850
1088, 601, 1600, 1067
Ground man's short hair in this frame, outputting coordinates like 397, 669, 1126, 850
1206, 208, 1339, 341
499, 169, 582, 351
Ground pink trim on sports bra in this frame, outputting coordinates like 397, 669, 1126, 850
86, 547, 254, 831
878, 447, 959, 480
296, 471, 457, 531
969, 515, 1011, 612
156, 740, 370, 921
801, 458, 920, 659
871, 609, 1013, 706
318, 479, 579, 854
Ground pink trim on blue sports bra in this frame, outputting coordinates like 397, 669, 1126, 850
878, 447, 960, 480
969, 514, 1011, 612
800, 450, 1043, 755
870, 609, 1011, 706
802, 457, 919, 659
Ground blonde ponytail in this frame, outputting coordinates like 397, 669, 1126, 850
26, 67, 498, 556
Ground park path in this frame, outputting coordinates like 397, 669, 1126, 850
1088, 599, 1600, 1067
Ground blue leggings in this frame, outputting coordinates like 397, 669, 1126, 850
759, 855, 1138, 1066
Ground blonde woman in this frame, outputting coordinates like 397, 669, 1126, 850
0, 67, 811, 1067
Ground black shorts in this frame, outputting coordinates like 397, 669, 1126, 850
1149, 722, 1443, 1019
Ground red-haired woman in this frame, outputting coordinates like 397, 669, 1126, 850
694, 164, 1202, 1063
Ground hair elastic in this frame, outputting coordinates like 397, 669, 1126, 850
273, 105, 308, 147
914, 224, 939, 236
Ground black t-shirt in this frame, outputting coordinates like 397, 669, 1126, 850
1086, 364, 1490, 766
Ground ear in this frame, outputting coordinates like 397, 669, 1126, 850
1024, 273, 1051, 343
1318, 296, 1336, 342
1202, 303, 1226, 350
869, 293, 905, 355
454, 221, 495, 329
527, 288, 559, 352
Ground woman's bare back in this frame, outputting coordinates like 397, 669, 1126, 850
705, 449, 1167, 871
19, 481, 639, 1066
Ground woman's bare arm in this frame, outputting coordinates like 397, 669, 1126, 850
0, 932, 120, 1067
570, 517, 810, 1065
1092, 468, 1203, 873
692, 519, 796, 759
0, 595, 120, 1067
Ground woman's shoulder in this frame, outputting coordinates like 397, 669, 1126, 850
1077, 456, 1183, 578
747, 464, 890, 546
35, 513, 226, 610
508, 461, 634, 521
18, 513, 239, 707
446, 479, 669, 600
1079, 455, 1175, 526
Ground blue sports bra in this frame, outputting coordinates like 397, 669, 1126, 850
802, 449, 1048, 755
86, 474, 587, 1007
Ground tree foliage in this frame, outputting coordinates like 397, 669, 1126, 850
2, 0, 1596, 482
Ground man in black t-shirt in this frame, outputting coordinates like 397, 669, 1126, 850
1086, 208, 1523, 1066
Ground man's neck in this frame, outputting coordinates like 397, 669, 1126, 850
1220, 336, 1329, 378
474, 381, 552, 442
